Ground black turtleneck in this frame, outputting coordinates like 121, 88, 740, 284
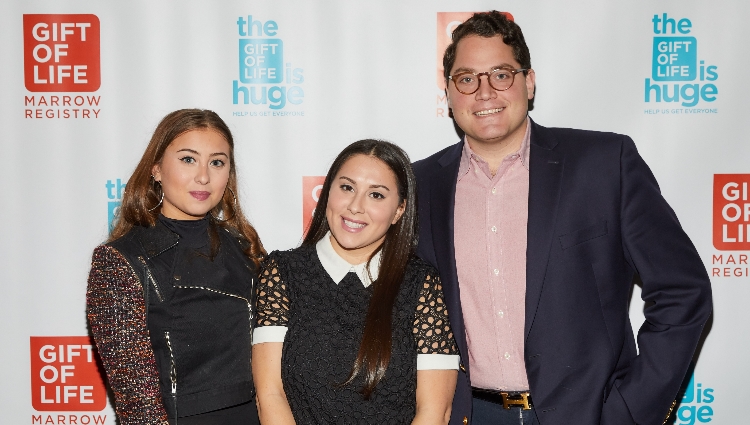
151, 215, 212, 288
158, 214, 210, 250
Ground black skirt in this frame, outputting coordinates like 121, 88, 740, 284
168, 400, 259, 425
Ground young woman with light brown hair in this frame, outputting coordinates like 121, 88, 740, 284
87, 108, 264, 425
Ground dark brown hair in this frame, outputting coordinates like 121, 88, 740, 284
443, 11, 534, 111
109, 108, 265, 268
303, 139, 418, 398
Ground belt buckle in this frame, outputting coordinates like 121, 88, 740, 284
500, 392, 532, 410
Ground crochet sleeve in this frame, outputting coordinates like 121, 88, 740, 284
255, 255, 290, 328
413, 271, 459, 355
86, 245, 168, 425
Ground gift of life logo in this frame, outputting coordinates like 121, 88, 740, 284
713, 175, 750, 249
24, 14, 100, 92
23, 14, 102, 119
666, 370, 715, 425
435, 12, 513, 117
644, 13, 718, 113
232, 15, 305, 114
302, 176, 325, 235
30, 337, 107, 412
711, 174, 750, 277
106, 179, 126, 231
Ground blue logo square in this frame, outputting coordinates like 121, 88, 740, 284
652, 37, 697, 81
239, 39, 284, 84
108, 201, 121, 231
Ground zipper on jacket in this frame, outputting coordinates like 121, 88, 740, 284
249, 277, 254, 344
119, 256, 146, 299
172, 283, 255, 345
137, 256, 164, 302
172, 284, 254, 325
164, 331, 178, 424
153, 238, 179, 258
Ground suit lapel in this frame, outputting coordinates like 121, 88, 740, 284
429, 143, 467, 360
525, 121, 564, 340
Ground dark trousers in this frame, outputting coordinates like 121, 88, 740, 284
472, 396, 539, 425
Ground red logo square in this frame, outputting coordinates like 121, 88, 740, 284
24, 14, 101, 92
303, 176, 326, 235
713, 174, 750, 250
30, 336, 107, 411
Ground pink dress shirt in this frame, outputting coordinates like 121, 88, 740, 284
453, 119, 531, 391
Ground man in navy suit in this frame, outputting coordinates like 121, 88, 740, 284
413, 11, 711, 425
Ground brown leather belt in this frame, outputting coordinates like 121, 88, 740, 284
471, 387, 533, 410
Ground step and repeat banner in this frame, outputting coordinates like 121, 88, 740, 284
1, 1, 747, 424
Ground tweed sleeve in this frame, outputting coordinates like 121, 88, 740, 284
86, 245, 169, 425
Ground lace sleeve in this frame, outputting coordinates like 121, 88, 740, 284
86, 245, 169, 425
413, 272, 459, 355
255, 255, 290, 327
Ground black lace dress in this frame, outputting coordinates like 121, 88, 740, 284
255, 245, 458, 425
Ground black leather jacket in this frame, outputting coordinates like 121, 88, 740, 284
95, 221, 257, 420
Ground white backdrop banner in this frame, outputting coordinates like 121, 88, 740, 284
1, 1, 746, 424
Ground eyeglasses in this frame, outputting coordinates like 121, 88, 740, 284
448, 68, 528, 95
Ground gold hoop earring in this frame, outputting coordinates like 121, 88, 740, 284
210, 186, 237, 222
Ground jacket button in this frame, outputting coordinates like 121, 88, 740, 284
463, 417, 468, 425
459, 363, 466, 372
174, 275, 181, 281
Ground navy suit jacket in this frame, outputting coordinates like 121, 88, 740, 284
413, 120, 712, 425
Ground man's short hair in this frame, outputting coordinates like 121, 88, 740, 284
443, 11, 534, 110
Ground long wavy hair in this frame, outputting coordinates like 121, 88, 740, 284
303, 139, 418, 398
109, 108, 265, 267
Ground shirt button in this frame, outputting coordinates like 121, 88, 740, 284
493, 269, 499, 276
491, 187, 497, 194
491, 225, 497, 233
474, 167, 479, 174
497, 310, 504, 318
504, 352, 511, 360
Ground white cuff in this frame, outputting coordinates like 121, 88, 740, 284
417, 354, 460, 370
252, 326, 288, 345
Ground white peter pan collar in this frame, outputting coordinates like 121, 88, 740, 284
316, 232, 381, 287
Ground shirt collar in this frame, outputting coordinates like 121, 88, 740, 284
457, 116, 532, 181
316, 232, 381, 287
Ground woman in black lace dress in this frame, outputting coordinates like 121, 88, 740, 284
252, 140, 459, 425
